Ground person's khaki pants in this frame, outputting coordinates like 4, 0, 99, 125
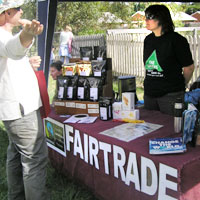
3, 110, 49, 200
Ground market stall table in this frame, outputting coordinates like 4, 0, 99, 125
45, 107, 200, 200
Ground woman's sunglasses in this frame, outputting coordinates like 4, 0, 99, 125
145, 13, 156, 20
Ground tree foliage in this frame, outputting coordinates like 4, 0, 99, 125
184, 3, 200, 15
20, 1, 200, 36
56, 2, 103, 35
22, 0, 37, 20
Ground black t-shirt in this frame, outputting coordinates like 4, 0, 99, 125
143, 31, 193, 97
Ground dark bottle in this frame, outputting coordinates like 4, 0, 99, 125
99, 97, 113, 121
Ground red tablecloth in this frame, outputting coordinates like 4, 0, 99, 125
47, 108, 200, 200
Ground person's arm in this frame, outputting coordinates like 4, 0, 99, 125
19, 19, 43, 48
183, 64, 194, 85
68, 37, 72, 53
59, 31, 63, 44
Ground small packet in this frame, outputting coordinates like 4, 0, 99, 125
80, 46, 93, 60
91, 60, 106, 77
66, 76, 79, 100
57, 76, 69, 100
77, 77, 90, 101
76, 61, 92, 76
62, 63, 77, 76
87, 77, 103, 101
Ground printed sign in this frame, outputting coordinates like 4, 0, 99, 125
44, 117, 66, 157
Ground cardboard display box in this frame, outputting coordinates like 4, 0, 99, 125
54, 100, 99, 116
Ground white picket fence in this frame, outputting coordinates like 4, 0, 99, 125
107, 32, 146, 80
106, 27, 200, 87
187, 34, 200, 84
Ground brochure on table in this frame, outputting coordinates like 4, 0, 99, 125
99, 122, 163, 142
149, 137, 187, 155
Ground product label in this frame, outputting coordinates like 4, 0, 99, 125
58, 87, 64, 99
174, 103, 183, 109
66, 102, 76, 108
88, 109, 99, 114
54, 101, 65, 106
76, 103, 86, 109
100, 107, 108, 120
90, 88, 98, 101
94, 71, 102, 77
67, 87, 73, 99
78, 87, 84, 99
80, 71, 87, 76
66, 71, 73, 76
88, 104, 99, 109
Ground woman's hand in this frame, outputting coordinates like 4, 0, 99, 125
29, 56, 42, 71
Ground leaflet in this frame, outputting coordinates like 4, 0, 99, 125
149, 137, 186, 155
99, 122, 163, 142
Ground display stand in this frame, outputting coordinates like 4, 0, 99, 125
54, 58, 113, 116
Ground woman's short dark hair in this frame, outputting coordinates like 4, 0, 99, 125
145, 4, 175, 34
50, 60, 63, 71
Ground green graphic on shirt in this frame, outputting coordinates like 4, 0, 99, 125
145, 50, 163, 72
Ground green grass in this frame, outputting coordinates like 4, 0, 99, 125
0, 122, 8, 200
46, 165, 98, 200
0, 123, 98, 200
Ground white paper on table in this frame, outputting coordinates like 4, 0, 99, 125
63, 116, 80, 123
59, 115, 71, 118
78, 116, 98, 123
63, 116, 98, 124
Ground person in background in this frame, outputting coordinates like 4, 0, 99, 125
143, 4, 194, 115
50, 45, 55, 65
49, 60, 63, 103
50, 60, 63, 80
0, 0, 49, 199
59, 25, 73, 64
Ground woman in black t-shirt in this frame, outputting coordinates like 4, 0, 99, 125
143, 4, 194, 115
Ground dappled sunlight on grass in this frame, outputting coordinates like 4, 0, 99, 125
0, 122, 8, 199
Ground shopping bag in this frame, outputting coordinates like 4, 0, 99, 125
35, 70, 51, 118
